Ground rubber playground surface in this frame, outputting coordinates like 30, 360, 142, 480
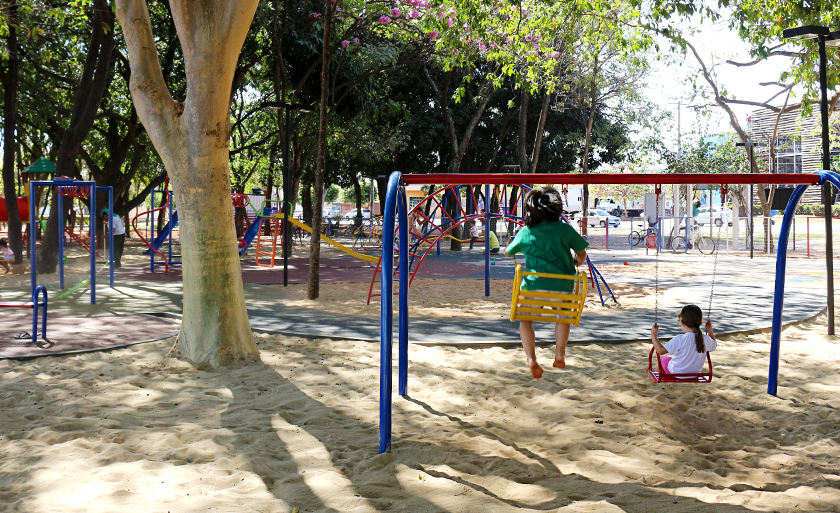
0, 238, 831, 358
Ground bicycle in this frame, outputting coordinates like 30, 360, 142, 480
668, 230, 716, 254
628, 225, 657, 247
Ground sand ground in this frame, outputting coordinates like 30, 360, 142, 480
2, 306, 839, 512
2, 241, 840, 512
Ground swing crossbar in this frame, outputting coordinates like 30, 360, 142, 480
510, 266, 587, 327
400, 173, 821, 186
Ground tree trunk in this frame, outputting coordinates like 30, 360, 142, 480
308, 0, 334, 300
38, 0, 116, 274
528, 93, 551, 173
1, 1, 23, 264
517, 87, 529, 172
116, 0, 258, 367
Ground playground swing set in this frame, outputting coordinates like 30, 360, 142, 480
376, 170, 839, 453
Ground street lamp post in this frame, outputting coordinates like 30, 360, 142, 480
260, 101, 313, 287
736, 141, 767, 260
783, 25, 840, 335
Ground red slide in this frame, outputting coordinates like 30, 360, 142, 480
0, 197, 31, 223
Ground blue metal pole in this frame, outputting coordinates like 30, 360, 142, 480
58, 192, 64, 290
168, 191, 173, 266
379, 170, 402, 454
29, 182, 36, 295
485, 184, 490, 297
150, 189, 156, 273
769, 171, 840, 395
397, 186, 409, 397
108, 188, 114, 287
89, 183, 96, 304
768, 183, 809, 395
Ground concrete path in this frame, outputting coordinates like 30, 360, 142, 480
1, 249, 830, 349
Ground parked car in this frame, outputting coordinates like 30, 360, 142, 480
595, 199, 620, 215
694, 206, 733, 227
343, 208, 371, 220
577, 209, 621, 228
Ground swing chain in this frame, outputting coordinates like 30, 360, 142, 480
707, 184, 727, 321
654, 186, 661, 324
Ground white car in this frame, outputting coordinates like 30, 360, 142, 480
583, 209, 621, 228
694, 206, 733, 227
343, 208, 371, 220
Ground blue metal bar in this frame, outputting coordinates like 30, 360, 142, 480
58, 192, 64, 290
768, 183, 809, 396
89, 186, 96, 304
108, 189, 114, 286
397, 186, 409, 398
769, 170, 840, 395
29, 182, 36, 295
485, 184, 490, 297
150, 188, 156, 273
379, 170, 402, 454
168, 191, 174, 267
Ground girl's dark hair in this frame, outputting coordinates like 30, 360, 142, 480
0, 238, 7, 247
524, 187, 564, 228
679, 304, 705, 353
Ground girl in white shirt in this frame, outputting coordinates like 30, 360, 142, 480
650, 304, 717, 375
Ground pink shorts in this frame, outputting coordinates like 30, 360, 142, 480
659, 355, 672, 374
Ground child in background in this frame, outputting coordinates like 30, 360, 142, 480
1, 238, 14, 274
650, 304, 717, 375
504, 188, 589, 379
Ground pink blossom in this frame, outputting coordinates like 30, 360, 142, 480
391, 7, 401, 17
525, 34, 532, 42
548, 52, 560, 58
533, 42, 539, 48
341, 40, 350, 47
490, 42, 497, 48
429, 30, 439, 39
379, 15, 391, 24
408, 9, 420, 19
447, 18, 453, 27
506, 38, 513, 44
534, 35, 542, 41
313, 13, 320, 18
353, 37, 360, 43
479, 44, 487, 51
437, 11, 445, 18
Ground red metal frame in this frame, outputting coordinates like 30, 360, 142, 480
400, 173, 822, 186
646, 347, 713, 383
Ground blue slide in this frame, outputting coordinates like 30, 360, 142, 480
238, 215, 263, 254
143, 210, 178, 254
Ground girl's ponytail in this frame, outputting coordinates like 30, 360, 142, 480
679, 305, 706, 353
692, 325, 704, 353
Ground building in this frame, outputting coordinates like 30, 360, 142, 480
749, 106, 839, 204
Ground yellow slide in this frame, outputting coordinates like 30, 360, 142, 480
282, 215, 380, 263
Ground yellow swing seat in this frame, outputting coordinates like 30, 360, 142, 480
510, 264, 587, 326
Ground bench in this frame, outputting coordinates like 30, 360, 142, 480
0, 286, 48, 343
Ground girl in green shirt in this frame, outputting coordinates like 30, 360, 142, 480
504, 188, 588, 379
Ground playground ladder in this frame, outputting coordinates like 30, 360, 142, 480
254, 217, 281, 267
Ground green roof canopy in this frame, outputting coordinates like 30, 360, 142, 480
22, 157, 56, 174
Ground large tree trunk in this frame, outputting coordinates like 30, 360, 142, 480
116, 0, 258, 367
308, 0, 334, 300
38, 0, 116, 274
1, 1, 23, 264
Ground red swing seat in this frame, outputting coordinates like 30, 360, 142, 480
646, 347, 713, 383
